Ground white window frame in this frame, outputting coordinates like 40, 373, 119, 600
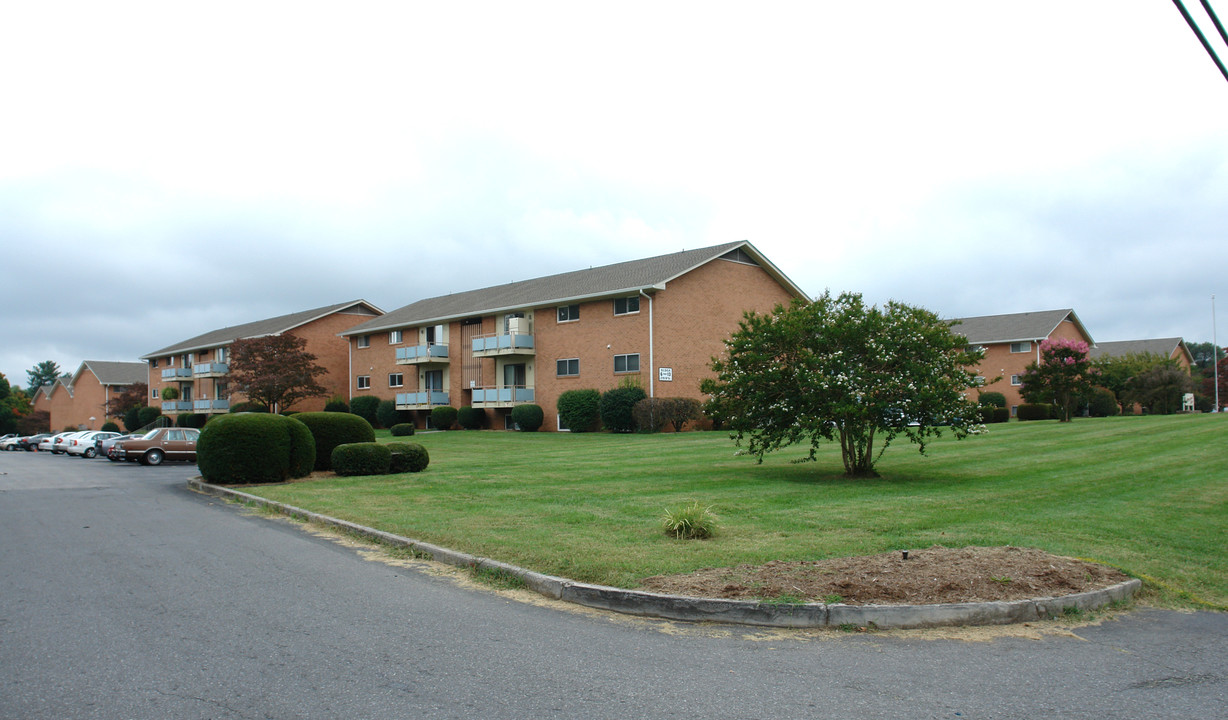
389, 330, 403, 344
614, 296, 640, 316
1010, 374, 1022, 386
151, 388, 159, 399
1010, 341, 1031, 354
356, 375, 371, 390
557, 304, 580, 323
556, 358, 580, 377
614, 353, 640, 373
357, 335, 371, 349
388, 373, 404, 388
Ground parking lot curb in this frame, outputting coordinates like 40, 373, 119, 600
189, 479, 1142, 629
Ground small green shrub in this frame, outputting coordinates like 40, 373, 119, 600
1017, 403, 1052, 421
662, 397, 702, 432
992, 407, 1011, 423
632, 398, 670, 433
137, 406, 162, 428
123, 406, 142, 432
160, 387, 180, 401
376, 399, 410, 430
978, 391, 1007, 408
386, 441, 429, 473
1087, 387, 1120, 417
509, 404, 544, 432
331, 442, 392, 476
323, 396, 349, 413
431, 405, 458, 430
662, 501, 717, 540
600, 386, 647, 432
197, 413, 315, 484
100, 421, 120, 433
557, 389, 601, 432
350, 396, 381, 426
457, 406, 486, 430
294, 411, 376, 470
229, 401, 269, 413
390, 422, 415, 437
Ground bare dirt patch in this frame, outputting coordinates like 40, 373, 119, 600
640, 545, 1131, 605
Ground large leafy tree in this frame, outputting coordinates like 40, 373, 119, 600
26, 360, 62, 395
226, 334, 329, 413
1092, 352, 1173, 415
107, 382, 148, 419
1203, 356, 1227, 411
1187, 341, 1225, 371
1131, 365, 1194, 414
1020, 338, 1095, 422
701, 292, 985, 477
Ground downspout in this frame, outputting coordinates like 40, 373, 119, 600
639, 289, 654, 398
347, 336, 353, 401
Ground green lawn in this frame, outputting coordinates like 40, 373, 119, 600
246, 415, 1228, 609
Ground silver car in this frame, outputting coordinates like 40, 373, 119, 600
65, 431, 120, 458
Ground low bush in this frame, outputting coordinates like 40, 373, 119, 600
376, 399, 410, 430
509, 404, 544, 432
557, 389, 601, 432
229, 401, 268, 413
101, 421, 120, 433
323, 396, 349, 413
331, 442, 392, 476
1087, 387, 1120, 418
662, 397, 702, 432
631, 398, 670, 433
294, 411, 376, 470
176, 413, 208, 428
662, 501, 717, 540
197, 413, 315, 484
600, 386, 647, 432
992, 407, 1011, 423
350, 396, 381, 426
457, 406, 486, 430
431, 405, 458, 430
1017, 403, 1052, 421
978, 391, 1007, 408
390, 422, 416, 437
386, 441, 430, 473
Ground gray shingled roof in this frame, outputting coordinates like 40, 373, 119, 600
1090, 338, 1188, 360
141, 300, 381, 359
344, 241, 806, 335
949, 309, 1093, 345
74, 361, 148, 387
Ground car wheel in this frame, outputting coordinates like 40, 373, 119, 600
143, 449, 165, 466
83, 448, 96, 458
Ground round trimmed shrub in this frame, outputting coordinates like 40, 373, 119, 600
137, 406, 163, 427
323, 396, 349, 413
600, 386, 647, 432
989, 407, 1011, 423
457, 406, 486, 430
557, 389, 601, 432
350, 396, 381, 426
101, 421, 120, 433
1087, 387, 1120, 417
197, 413, 315, 484
509, 404, 543, 432
229, 401, 268, 413
331, 442, 392, 476
1017, 403, 1052, 421
390, 422, 415, 437
978, 391, 1007, 408
294, 411, 376, 470
160, 387, 180, 401
431, 405, 458, 430
386, 442, 429, 473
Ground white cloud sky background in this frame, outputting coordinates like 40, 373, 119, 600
3, 1, 1226, 389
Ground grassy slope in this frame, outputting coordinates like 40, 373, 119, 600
250, 415, 1228, 608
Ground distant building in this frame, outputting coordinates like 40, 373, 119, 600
1089, 338, 1193, 372
46, 361, 148, 431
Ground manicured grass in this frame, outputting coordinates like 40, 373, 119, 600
249, 416, 1228, 609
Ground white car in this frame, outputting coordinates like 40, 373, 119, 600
0, 434, 21, 450
65, 431, 120, 458
39, 431, 80, 452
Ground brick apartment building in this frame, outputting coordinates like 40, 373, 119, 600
341, 242, 808, 430
951, 309, 1095, 415
42, 361, 148, 431
140, 300, 383, 416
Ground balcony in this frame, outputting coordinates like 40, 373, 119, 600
161, 400, 194, 412
470, 386, 535, 408
193, 362, 229, 378
161, 368, 193, 380
471, 333, 535, 357
193, 398, 230, 414
396, 344, 449, 365
396, 391, 450, 410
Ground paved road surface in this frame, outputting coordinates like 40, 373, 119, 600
1, 451, 1224, 719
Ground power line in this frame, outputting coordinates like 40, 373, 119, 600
1173, 0, 1228, 83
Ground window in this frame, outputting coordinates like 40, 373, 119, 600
1010, 374, 1022, 386
357, 335, 370, 348
557, 304, 580, 323
557, 358, 580, 377
216, 347, 227, 363
1011, 405, 1019, 417
1010, 341, 1032, 354
151, 388, 159, 399
389, 330, 403, 344
357, 375, 371, 390
150, 358, 158, 368
614, 296, 640, 315
215, 382, 228, 400
614, 353, 640, 373
388, 373, 404, 388
181, 353, 193, 367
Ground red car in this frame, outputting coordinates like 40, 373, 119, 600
113, 427, 200, 465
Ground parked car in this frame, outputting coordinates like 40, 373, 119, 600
65, 431, 120, 458
114, 427, 200, 465
102, 434, 140, 462
15, 433, 52, 451
40, 431, 79, 453
1, 434, 26, 451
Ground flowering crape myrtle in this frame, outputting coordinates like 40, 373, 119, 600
1020, 338, 1095, 422
701, 291, 985, 477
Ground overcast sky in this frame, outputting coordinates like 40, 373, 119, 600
3, 2, 1226, 389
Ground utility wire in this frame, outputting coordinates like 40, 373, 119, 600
1173, 0, 1228, 83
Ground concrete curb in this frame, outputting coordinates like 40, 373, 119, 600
189, 479, 1142, 629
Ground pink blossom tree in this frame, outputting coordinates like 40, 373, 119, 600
1020, 338, 1096, 422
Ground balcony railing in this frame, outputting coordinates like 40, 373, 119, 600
161, 368, 193, 380
471, 386, 535, 407
395, 344, 449, 364
193, 399, 230, 413
395, 391, 450, 409
161, 400, 194, 412
471, 333, 535, 357
193, 362, 229, 377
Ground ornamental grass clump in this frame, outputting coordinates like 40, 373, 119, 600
662, 501, 717, 540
